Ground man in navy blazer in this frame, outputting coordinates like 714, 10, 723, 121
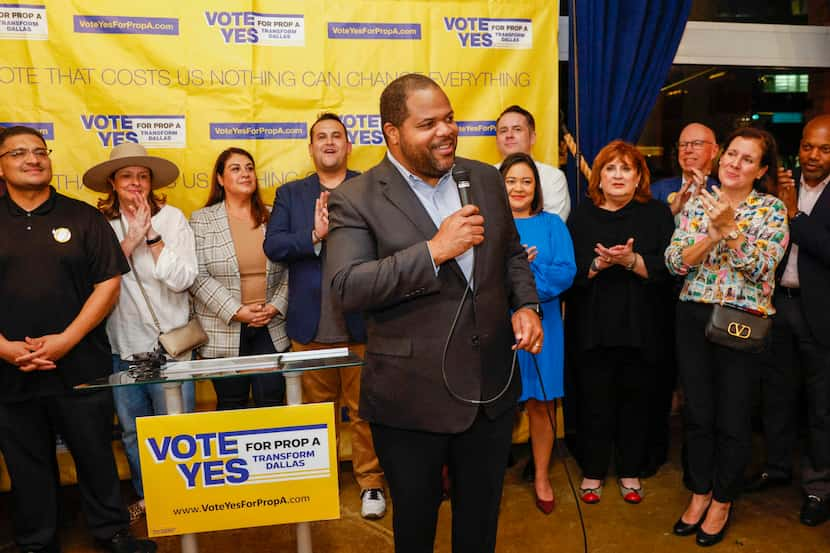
264, 113, 386, 519
746, 114, 830, 527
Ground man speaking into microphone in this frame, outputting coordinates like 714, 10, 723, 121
324, 74, 542, 553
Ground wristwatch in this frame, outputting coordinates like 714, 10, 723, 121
724, 229, 740, 241
520, 303, 543, 320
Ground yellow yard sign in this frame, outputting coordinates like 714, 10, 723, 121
137, 403, 338, 536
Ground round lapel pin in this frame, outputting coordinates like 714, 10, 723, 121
52, 227, 72, 243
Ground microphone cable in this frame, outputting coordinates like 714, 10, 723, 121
438, 162, 588, 549
440, 164, 518, 405
528, 351, 589, 553
440, 291, 589, 551
440, 281, 519, 405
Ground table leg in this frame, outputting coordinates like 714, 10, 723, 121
283, 372, 313, 553
285, 372, 304, 406
162, 382, 199, 553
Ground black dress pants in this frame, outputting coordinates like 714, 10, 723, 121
370, 407, 514, 553
676, 301, 760, 502
761, 294, 830, 498
643, 297, 679, 470
576, 347, 651, 479
0, 390, 128, 552
211, 324, 286, 410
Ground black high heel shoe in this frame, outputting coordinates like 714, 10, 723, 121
673, 508, 708, 536
696, 503, 732, 547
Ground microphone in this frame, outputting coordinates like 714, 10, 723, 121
452, 166, 472, 207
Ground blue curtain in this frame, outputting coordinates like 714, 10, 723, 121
567, 0, 692, 203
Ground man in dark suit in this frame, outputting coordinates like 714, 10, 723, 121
745, 114, 830, 527
324, 74, 542, 553
264, 112, 386, 519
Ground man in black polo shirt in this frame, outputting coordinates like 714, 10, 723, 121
0, 126, 155, 553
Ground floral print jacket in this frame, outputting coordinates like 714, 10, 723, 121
665, 189, 789, 315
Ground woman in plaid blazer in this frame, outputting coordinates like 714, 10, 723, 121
190, 147, 290, 409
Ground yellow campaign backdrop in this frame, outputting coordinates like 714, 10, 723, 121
1, 1, 558, 215
136, 403, 339, 537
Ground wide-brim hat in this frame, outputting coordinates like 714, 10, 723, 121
82, 142, 179, 193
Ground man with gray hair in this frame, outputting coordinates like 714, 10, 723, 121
652, 122, 719, 216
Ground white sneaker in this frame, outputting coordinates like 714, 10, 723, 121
360, 488, 386, 519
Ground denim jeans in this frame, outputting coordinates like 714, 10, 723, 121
112, 355, 195, 497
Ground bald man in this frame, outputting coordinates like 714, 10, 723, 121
652, 123, 719, 216
746, 114, 830, 527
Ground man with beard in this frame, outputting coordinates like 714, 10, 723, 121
746, 114, 830, 527
324, 74, 542, 553
264, 112, 386, 519
0, 126, 155, 553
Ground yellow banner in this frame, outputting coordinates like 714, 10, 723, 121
136, 403, 339, 537
1, 1, 558, 215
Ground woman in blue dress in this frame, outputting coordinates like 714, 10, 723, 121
500, 152, 576, 514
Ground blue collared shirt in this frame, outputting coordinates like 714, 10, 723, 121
386, 152, 474, 286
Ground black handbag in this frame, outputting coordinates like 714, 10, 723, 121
704, 303, 772, 353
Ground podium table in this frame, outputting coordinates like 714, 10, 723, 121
77, 348, 363, 553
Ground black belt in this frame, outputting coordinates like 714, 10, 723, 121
778, 286, 801, 298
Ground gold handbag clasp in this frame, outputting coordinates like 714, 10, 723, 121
727, 321, 751, 339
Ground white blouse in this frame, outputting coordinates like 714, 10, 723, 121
106, 204, 198, 359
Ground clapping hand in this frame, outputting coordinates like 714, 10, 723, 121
670, 168, 706, 216
594, 238, 636, 268
314, 191, 330, 242
776, 167, 798, 217
699, 186, 737, 240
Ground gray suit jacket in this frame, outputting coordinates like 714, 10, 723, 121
324, 156, 538, 433
189, 202, 289, 358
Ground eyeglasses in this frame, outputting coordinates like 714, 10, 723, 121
677, 140, 713, 150
0, 148, 53, 160
800, 142, 830, 155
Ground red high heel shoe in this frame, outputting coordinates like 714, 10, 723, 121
535, 493, 555, 514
